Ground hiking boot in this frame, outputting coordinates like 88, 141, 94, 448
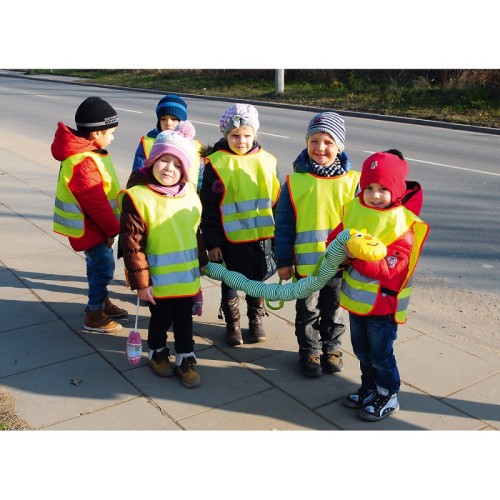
343, 387, 377, 409
321, 350, 344, 373
104, 297, 128, 319
246, 296, 267, 343
150, 349, 175, 377
221, 297, 243, 347
359, 391, 399, 421
176, 355, 202, 388
300, 354, 322, 378
225, 324, 243, 347
84, 309, 122, 333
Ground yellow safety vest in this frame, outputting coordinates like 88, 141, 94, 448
142, 135, 202, 190
340, 198, 429, 323
53, 152, 121, 238
288, 170, 360, 277
208, 149, 280, 243
118, 184, 202, 299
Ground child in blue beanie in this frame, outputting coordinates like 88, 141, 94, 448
132, 93, 202, 190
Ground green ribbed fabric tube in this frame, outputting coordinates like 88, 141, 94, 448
204, 229, 352, 301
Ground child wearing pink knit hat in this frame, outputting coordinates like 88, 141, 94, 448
118, 121, 208, 388
199, 103, 281, 347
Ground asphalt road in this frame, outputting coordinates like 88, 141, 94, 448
1, 74, 499, 297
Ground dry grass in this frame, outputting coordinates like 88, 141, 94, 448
0, 385, 33, 431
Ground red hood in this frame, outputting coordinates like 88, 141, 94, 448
51, 122, 97, 162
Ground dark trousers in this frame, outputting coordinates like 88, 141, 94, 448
349, 313, 400, 394
147, 297, 194, 354
295, 278, 345, 358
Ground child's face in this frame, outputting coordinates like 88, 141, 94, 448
226, 125, 255, 155
92, 127, 117, 149
363, 182, 392, 208
152, 154, 183, 186
159, 114, 180, 131
307, 132, 339, 167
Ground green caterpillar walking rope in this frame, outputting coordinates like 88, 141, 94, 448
203, 229, 386, 301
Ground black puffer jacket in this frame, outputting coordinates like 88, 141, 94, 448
199, 139, 278, 281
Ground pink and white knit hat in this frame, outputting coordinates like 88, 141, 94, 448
144, 121, 196, 183
219, 103, 260, 137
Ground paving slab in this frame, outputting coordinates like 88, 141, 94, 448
44, 397, 181, 430
3, 353, 140, 428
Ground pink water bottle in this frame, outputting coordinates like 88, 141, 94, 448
126, 330, 142, 365
192, 290, 203, 316
126, 297, 142, 365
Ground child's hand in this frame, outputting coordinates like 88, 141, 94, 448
208, 247, 223, 262
278, 266, 294, 281
138, 286, 156, 305
346, 249, 356, 259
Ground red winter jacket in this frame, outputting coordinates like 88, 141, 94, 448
51, 122, 121, 251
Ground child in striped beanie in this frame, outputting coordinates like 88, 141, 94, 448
274, 110, 360, 378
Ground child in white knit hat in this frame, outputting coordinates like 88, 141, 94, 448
118, 121, 208, 388
199, 103, 281, 347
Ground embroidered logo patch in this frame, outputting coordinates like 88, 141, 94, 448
386, 255, 397, 268
370, 161, 378, 169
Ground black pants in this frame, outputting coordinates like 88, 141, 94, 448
147, 297, 194, 354
221, 241, 268, 301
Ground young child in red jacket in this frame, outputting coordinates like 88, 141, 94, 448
52, 97, 127, 333
327, 150, 429, 421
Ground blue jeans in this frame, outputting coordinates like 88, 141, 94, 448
295, 278, 345, 358
349, 313, 400, 394
84, 243, 115, 311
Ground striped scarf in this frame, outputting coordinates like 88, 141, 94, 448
308, 156, 346, 177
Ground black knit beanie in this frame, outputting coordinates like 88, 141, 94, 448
75, 97, 119, 133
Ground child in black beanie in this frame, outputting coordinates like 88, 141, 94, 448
52, 96, 128, 333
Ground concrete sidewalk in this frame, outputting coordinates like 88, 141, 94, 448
0, 145, 499, 431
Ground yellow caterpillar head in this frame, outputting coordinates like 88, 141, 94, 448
346, 229, 387, 261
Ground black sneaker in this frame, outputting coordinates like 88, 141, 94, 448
359, 392, 399, 421
300, 354, 322, 378
343, 387, 376, 409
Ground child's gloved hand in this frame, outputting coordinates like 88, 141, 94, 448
192, 291, 203, 316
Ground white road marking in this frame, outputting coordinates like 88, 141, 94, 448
362, 150, 500, 177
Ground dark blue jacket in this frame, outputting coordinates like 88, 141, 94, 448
132, 128, 159, 172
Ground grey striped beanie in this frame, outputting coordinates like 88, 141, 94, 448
305, 112, 345, 152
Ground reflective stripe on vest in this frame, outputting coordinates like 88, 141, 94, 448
288, 171, 360, 277
118, 183, 202, 298
340, 198, 429, 323
208, 149, 280, 243
53, 152, 121, 238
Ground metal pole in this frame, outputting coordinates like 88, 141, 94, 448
275, 69, 284, 95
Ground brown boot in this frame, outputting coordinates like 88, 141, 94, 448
104, 297, 128, 319
84, 309, 122, 333
246, 296, 267, 343
220, 297, 242, 346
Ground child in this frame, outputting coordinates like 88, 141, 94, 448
52, 96, 128, 333
274, 112, 360, 377
132, 93, 202, 190
327, 151, 429, 421
119, 122, 208, 388
199, 103, 281, 346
